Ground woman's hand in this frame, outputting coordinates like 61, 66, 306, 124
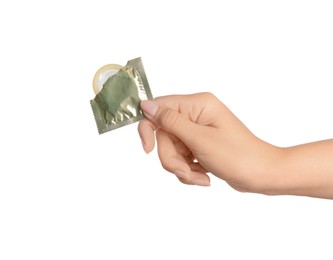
138, 93, 281, 192
138, 93, 333, 199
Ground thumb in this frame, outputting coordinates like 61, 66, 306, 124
140, 100, 199, 145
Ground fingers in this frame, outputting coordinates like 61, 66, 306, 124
188, 161, 208, 174
156, 129, 191, 177
138, 119, 157, 153
156, 129, 210, 186
141, 100, 201, 147
177, 171, 211, 186
139, 94, 215, 186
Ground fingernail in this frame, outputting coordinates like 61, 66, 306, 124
174, 170, 188, 179
192, 178, 210, 186
141, 100, 158, 117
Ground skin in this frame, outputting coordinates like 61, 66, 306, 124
138, 93, 333, 199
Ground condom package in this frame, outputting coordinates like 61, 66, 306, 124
90, 57, 153, 134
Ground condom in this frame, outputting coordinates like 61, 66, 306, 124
90, 57, 153, 134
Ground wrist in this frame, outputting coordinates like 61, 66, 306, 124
238, 141, 286, 195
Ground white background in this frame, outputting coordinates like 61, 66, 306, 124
1, 0, 333, 259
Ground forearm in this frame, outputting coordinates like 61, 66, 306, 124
263, 139, 333, 199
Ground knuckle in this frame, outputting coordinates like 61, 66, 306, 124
159, 108, 179, 129
199, 92, 216, 100
178, 177, 192, 185
160, 160, 171, 172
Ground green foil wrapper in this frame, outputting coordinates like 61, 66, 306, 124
90, 57, 153, 134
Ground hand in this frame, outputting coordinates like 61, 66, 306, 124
138, 93, 281, 192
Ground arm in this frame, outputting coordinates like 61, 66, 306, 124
138, 93, 333, 199
271, 140, 333, 198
